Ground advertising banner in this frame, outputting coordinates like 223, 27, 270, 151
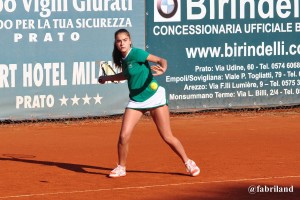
0, 0, 145, 120
146, 0, 300, 110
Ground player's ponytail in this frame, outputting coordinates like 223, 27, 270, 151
112, 29, 131, 68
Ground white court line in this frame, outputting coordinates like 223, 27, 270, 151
1, 175, 299, 199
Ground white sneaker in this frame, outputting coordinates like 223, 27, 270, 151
185, 159, 200, 177
109, 165, 126, 178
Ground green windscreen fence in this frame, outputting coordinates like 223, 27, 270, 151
146, 0, 300, 111
1, 0, 300, 121
0, 0, 145, 121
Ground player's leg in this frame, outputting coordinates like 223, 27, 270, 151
118, 108, 145, 166
109, 108, 144, 178
150, 105, 200, 176
150, 105, 189, 163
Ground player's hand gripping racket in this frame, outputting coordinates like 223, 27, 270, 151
98, 62, 118, 84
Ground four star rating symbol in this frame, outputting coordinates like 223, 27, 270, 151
71, 95, 80, 106
59, 94, 103, 106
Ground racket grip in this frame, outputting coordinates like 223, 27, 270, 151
98, 76, 105, 84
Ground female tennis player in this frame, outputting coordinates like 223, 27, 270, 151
98, 29, 200, 178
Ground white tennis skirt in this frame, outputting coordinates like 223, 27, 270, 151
127, 86, 167, 110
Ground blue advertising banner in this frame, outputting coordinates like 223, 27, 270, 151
0, 0, 145, 120
146, 0, 300, 111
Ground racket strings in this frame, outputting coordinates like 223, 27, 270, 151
101, 62, 118, 84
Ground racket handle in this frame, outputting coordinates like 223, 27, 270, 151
98, 76, 105, 84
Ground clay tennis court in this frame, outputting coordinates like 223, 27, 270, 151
1, 109, 299, 200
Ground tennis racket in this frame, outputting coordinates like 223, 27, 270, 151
98, 62, 118, 84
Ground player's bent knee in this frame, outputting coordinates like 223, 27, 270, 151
118, 134, 131, 145
162, 135, 176, 145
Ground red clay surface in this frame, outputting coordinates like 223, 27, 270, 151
0, 110, 300, 200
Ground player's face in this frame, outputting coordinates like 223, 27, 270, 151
115, 32, 132, 56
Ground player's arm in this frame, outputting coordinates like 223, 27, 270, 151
98, 72, 126, 84
147, 54, 167, 76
